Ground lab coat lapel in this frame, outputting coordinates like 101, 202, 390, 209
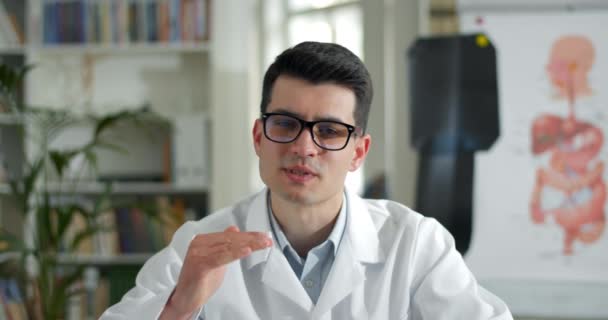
243, 189, 314, 312
312, 235, 364, 318
261, 247, 314, 311
312, 191, 386, 318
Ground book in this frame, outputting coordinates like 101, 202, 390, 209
0, 0, 24, 45
0, 279, 28, 320
114, 207, 136, 253
63, 209, 95, 254
93, 278, 110, 318
95, 209, 120, 256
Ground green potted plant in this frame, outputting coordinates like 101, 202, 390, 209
0, 62, 162, 319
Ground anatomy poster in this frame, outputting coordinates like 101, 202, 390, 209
461, 13, 608, 282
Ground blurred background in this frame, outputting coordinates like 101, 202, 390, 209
0, 0, 606, 319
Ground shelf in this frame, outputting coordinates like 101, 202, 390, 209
0, 252, 152, 266
3, 43, 210, 55
0, 252, 19, 263
30, 42, 212, 55
45, 181, 207, 195
0, 47, 26, 55
56, 253, 153, 266
0, 114, 24, 125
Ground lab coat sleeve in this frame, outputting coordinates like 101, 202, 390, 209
99, 221, 204, 320
409, 218, 513, 320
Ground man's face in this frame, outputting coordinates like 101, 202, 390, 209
253, 75, 370, 206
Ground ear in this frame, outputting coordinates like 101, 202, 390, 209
253, 119, 263, 156
349, 134, 371, 171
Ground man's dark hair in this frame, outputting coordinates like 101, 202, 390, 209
260, 41, 373, 133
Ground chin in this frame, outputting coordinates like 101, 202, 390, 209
277, 187, 319, 206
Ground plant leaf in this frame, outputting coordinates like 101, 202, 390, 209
93, 110, 136, 137
82, 148, 98, 169
49, 149, 79, 177
54, 206, 75, 247
69, 226, 100, 252
51, 266, 85, 319
92, 183, 113, 215
24, 158, 44, 205
37, 194, 54, 251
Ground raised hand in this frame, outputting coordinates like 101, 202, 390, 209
160, 225, 273, 319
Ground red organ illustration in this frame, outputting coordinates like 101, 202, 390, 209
530, 36, 606, 255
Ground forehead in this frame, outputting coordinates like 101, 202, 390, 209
268, 75, 356, 123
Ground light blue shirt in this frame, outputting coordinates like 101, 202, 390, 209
267, 193, 347, 304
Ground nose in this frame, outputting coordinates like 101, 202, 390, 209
289, 127, 319, 157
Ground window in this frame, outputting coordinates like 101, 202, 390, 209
286, 1, 362, 59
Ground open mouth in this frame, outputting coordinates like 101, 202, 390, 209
287, 168, 313, 176
283, 166, 317, 183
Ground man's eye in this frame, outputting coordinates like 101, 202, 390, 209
319, 127, 338, 135
316, 125, 342, 138
273, 119, 297, 129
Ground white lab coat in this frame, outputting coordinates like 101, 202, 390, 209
101, 189, 513, 320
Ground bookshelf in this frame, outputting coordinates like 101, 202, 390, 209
45, 181, 207, 195
36, 0, 209, 45
0, 47, 26, 55
57, 253, 153, 266
1, 0, 214, 318
3, 42, 211, 55
33, 41, 211, 54
2, 252, 152, 266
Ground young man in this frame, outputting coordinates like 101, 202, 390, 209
101, 42, 513, 319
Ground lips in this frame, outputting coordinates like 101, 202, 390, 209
282, 165, 318, 183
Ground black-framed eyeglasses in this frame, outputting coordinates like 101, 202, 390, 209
261, 112, 360, 151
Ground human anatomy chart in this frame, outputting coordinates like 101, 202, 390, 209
461, 12, 608, 281
529, 36, 605, 256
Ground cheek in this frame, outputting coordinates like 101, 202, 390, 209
325, 152, 355, 174
258, 143, 283, 170
258, 151, 276, 185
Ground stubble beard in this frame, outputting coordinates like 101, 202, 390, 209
272, 155, 325, 206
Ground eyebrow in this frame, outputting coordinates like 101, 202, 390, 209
271, 108, 347, 123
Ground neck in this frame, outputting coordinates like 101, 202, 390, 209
270, 191, 343, 257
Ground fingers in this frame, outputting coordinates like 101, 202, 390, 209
199, 240, 256, 268
194, 228, 271, 249
195, 235, 271, 254
205, 245, 253, 268
189, 227, 273, 269
224, 225, 240, 233
228, 232, 272, 253
200, 243, 247, 259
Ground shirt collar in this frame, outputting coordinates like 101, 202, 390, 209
267, 192, 347, 256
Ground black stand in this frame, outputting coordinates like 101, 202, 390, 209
416, 151, 474, 253
408, 34, 499, 255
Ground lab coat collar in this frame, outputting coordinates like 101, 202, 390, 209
244, 188, 385, 266
243, 188, 386, 314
